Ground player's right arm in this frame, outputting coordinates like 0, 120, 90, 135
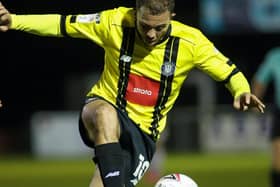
0, 2, 113, 45
0, 2, 11, 32
0, 2, 62, 36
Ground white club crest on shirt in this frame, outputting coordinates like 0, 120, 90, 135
161, 61, 175, 76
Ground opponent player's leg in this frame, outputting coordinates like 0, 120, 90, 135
271, 137, 280, 187
81, 99, 125, 187
270, 109, 280, 187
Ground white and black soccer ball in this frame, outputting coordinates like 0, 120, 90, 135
154, 173, 198, 187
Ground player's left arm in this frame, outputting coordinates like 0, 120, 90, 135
226, 72, 265, 113
193, 30, 265, 113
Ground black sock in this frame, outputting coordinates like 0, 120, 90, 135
94, 143, 125, 187
271, 169, 280, 187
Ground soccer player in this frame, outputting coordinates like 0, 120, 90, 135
252, 47, 280, 187
0, 1, 265, 187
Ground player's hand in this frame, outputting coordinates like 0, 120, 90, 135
0, 100, 2, 108
0, 2, 12, 32
233, 92, 265, 113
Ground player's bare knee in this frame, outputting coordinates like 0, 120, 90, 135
82, 102, 117, 131
93, 103, 116, 121
81, 104, 95, 126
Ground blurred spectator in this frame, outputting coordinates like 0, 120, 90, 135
252, 47, 280, 187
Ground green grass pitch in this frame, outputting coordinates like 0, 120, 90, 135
0, 152, 270, 187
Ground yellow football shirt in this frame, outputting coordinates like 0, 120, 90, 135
11, 7, 250, 140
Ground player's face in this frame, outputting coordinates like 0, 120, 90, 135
136, 7, 172, 47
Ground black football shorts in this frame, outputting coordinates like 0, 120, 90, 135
78, 96, 156, 186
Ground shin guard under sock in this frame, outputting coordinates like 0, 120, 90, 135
271, 169, 280, 187
94, 143, 125, 187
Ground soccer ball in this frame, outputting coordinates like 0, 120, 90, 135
154, 173, 198, 187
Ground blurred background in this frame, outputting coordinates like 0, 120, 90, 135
0, 0, 279, 187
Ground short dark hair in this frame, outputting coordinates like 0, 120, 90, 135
136, 0, 175, 15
